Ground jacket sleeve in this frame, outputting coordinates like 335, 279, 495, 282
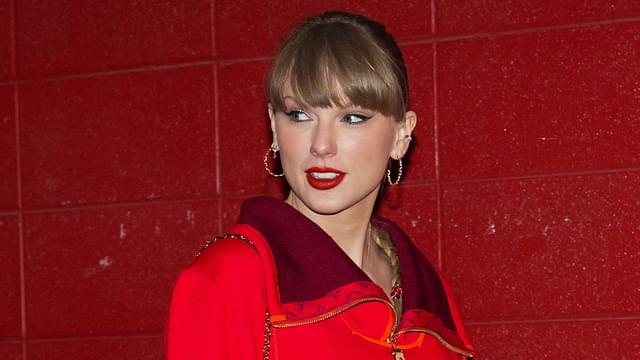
166, 239, 267, 360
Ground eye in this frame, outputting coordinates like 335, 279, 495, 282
284, 110, 311, 122
342, 113, 372, 125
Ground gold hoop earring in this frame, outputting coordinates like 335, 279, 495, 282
264, 144, 284, 177
386, 158, 403, 185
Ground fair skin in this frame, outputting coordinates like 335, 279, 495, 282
268, 93, 416, 291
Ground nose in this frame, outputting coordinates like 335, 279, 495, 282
310, 120, 337, 158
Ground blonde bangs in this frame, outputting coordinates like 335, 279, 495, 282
268, 20, 407, 120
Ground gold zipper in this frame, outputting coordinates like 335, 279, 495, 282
272, 297, 394, 328
274, 297, 402, 359
391, 328, 474, 358
392, 348, 406, 360
388, 337, 405, 360
272, 297, 473, 359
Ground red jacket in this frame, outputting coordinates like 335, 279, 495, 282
167, 197, 474, 359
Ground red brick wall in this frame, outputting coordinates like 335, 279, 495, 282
1, 1, 639, 359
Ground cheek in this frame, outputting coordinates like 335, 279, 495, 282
346, 131, 395, 171
370, 124, 397, 155
274, 123, 307, 169
275, 119, 300, 148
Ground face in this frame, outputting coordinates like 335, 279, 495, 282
269, 94, 416, 219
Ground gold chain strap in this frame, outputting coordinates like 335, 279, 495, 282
263, 311, 272, 360
195, 233, 255, 258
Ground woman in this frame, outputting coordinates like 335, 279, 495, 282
167, 11, 475, 359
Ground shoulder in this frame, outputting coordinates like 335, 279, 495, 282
167, 234, 269, 359
179, 236, 264, 288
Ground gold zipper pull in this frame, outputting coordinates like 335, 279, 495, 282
388, 332, 404, 360
392, 348, 405, 360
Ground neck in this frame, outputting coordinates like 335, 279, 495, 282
285, 192, 377, 268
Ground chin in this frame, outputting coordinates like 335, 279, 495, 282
300, 194, 349, 216
286, 176, 382, 217
295, 186, 380, 217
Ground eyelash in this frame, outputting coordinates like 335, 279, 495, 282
285, 110, 310, 122
284, 110, 372, 125
342, 113, 372, 125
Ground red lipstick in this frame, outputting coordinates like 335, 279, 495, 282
305, 167, 346, 190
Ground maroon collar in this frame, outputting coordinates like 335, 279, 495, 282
237, 196, 455, 331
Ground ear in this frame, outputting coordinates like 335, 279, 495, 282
268, 104, 279, 148
390, 111, 417, 160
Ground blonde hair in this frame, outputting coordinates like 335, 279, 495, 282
371, 224, 402, 289
267, 11, 409, 121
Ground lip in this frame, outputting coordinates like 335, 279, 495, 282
305, 167, 346, 190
